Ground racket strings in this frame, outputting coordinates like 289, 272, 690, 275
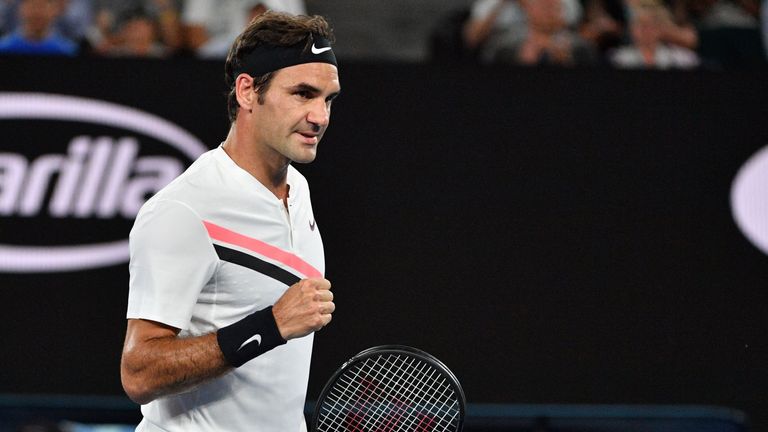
321, 356, 422, 431
356, 356, 432, 431
371, 356, 453, 431
317, 353, 461, 431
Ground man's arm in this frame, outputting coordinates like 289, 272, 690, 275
120, 278, 334, 405
120, 319, 230, 405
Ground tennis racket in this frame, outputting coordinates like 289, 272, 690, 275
312, 345, 466, 432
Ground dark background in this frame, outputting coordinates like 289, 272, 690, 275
1, 57, 766, 429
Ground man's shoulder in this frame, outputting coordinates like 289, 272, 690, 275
46, 33, 78, 53
143, 148, 223, 206
0, 33, 23, 50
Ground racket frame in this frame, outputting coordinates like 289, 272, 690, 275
311, 345, 466, 432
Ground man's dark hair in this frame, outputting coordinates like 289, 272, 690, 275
224, 12, 335, 123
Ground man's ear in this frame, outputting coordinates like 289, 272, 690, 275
235, 73, 256, 113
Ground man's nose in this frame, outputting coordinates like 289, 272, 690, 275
307, 99, 330, 127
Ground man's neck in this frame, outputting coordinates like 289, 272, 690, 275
23, 26, 51, 42
221, 126, 290, 201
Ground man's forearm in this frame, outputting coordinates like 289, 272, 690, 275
121, 329, 231, 405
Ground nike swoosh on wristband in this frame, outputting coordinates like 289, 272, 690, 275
311, 43, 332, 54
237, 334, 262, 352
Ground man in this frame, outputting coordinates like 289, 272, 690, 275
493, 0, 596, 66
120, 11, 340, 431
462, 0, 582, 62
183, 0, 306, 58
0, 0, 78, 56
609, 2, 699, 69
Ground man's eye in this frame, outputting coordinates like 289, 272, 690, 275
296, 91, 312, 99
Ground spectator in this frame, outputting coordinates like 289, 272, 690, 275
493, 0, 597, 66
685, 0, 766, 67
105, 8, 168, 57
463, 0, 583, 62
580, 0, 698, 57
0, 0, 77, 55
629, 0, 699, 49
687, 0, 760, 29
87, 0, 182, 56
609, 1, 700, 68
182, 0, 306, 58
579, 0, 626, 56
0, 0, 92, 45
57, 0, 92, 42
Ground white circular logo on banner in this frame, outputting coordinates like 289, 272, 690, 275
731, 144, 768, 256
0, 93, 207, 273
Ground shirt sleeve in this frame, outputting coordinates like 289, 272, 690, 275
127, 198, 218, 330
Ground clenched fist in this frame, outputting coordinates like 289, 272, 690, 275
272, 278, 334, 340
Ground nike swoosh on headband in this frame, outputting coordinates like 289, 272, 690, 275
234, 34, 337, 77
311, 43, 332, 54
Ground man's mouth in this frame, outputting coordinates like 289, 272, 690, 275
296, 131, 319, 145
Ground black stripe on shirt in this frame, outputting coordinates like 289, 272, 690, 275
212, 244, 301, 287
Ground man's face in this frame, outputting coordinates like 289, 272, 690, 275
20, 0, 60, 38
250, 62, 341, 164
524, 0, 565, 34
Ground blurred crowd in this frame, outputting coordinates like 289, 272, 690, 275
439, 0, 767, 68
0, 0, 766, 69
0, 0, 304, 58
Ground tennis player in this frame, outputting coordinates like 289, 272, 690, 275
120, 11, 340, 432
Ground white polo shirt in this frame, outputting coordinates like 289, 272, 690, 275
127, 146, 324, 431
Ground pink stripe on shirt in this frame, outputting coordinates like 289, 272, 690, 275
203, 221, 322, 279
